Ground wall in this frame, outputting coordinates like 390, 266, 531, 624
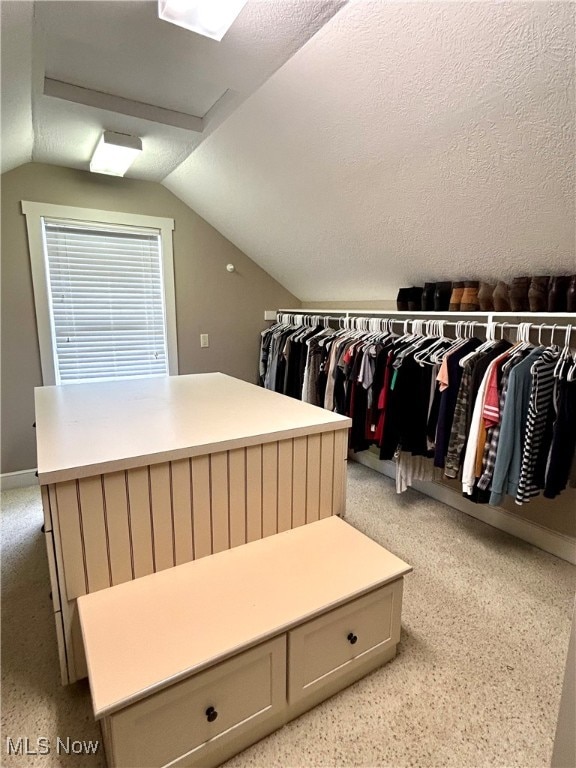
1, 162, 299, 474
301, 300, 397, 311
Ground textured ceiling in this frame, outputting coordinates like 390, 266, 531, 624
164, 1, 576, 301
2, 1, 574, 302
1, 0, 346, 180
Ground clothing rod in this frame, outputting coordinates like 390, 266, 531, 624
275, 313, 573, 330
274, 311, 576, 337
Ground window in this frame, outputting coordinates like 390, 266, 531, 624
22, 201, 178, 385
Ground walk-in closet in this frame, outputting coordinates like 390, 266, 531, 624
2, 2, 575, 768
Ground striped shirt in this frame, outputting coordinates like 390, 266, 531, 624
515, 348, 559, 504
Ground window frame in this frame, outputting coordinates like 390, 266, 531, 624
22, 200, 178, 386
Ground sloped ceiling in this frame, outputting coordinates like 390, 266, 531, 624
2, 1, 575, 303
164, 1, 576, 301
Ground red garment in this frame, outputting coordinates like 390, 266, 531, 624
375, 351, 394, 444
482, 350, 513, 428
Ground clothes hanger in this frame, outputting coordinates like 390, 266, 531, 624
413, 320, 450, 365
566, 351, 576, 382
518, 321, 538, 350
553, 324, 573, 379
302, 318, 335, 345
392, 318, 418, 348
526, 322, 559, 371
369, 317, 393, 343
368, 317, 382, 342
457, 321, 496, 367
383, 317, 399, 339
430, 320, 470, 363
392, 319, 430, 366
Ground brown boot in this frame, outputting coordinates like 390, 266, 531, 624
492, 281, 510, 312
460, 281, 480, 311
528, 276, 550, 312
509, 277, 530, 312
478, 282, 496, 311
449, 282, 464, 311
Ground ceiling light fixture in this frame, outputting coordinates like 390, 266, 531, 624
158, 0, 247, 41
89, 131, 143, 177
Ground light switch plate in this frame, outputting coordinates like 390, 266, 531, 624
264, 310, 277, 321
200, 334, 209, 348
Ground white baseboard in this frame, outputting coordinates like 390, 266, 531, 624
1, 469, 38, 491
351, 451, 576, 565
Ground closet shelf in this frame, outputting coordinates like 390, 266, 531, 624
278, 308, 576, 319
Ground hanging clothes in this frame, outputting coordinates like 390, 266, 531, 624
258, 314, 576, 503
544, 377, 576, 498
444, 339, 513, 479
489, 348, 545, 506
434, 338, 482, 468
302, 330, 334, 405
476, 347, 532, 492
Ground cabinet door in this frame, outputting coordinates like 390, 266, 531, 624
288, 582, 403, 704
109, 636, 286, 768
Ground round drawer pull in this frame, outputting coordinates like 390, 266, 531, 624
347, 632, 358, 645
205, 706, 218, 723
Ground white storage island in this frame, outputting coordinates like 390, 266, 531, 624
78, 516, 412, 768
35, 373, 351, 684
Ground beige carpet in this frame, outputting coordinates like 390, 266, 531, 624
2, 462, 575, 768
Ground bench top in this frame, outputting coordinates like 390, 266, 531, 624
35, 373, 351, 483
78, 516, 411, 719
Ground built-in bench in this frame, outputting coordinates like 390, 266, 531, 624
78, 516, 412, 768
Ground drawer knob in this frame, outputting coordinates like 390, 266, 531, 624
347, 632, 358, 645
205, 706, 218, 723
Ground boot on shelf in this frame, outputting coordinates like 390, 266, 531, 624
421, 282, 436, 311
434, 281, 452, 311
396, 288, 411, 311
492, 281, 511, 312
528, 276, 550, 313
460, 281, 480, 311
548, 276, 571, 312
449, 282, 464, 311
509, 277, 530, 312
408, 287, 424, 312
478, 282, 496, 311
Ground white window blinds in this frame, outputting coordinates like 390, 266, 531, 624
42, 217, 169, 384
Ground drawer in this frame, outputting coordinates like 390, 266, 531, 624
109, 636, 286, 768
288, 582, 402, 703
